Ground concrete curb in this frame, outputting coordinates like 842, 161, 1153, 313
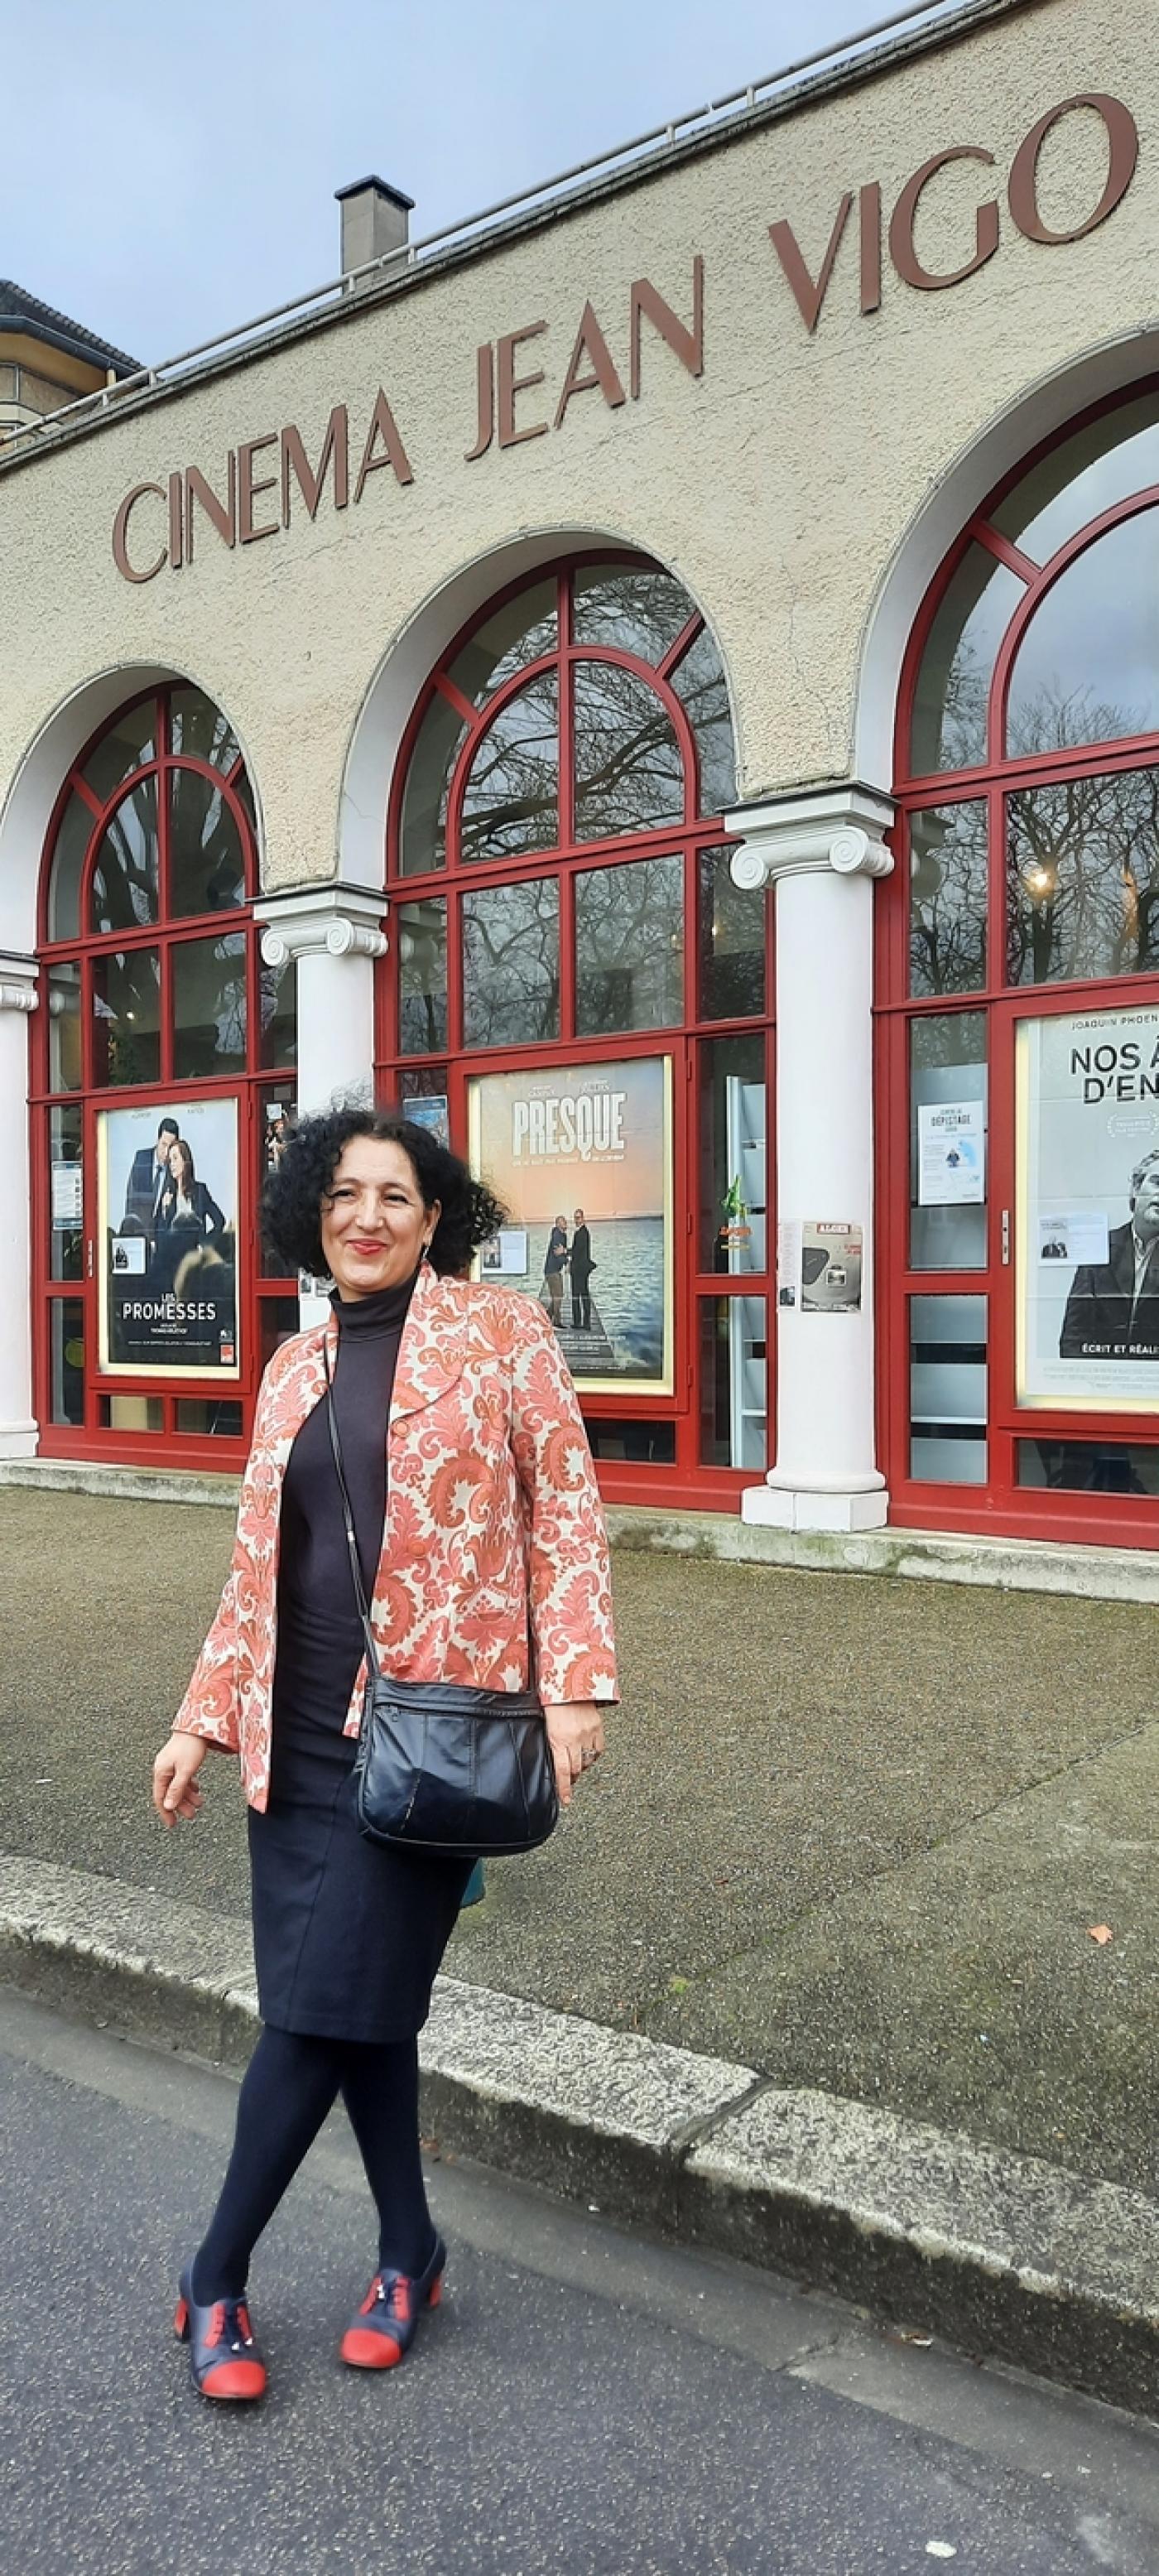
5, 1457, 1159, 1601
0, 1457, 241, 1508
2, 1853, 1157, 2417
607, 1505, 1159, 1606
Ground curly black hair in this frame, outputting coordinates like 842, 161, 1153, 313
261, 1108, 507, 1281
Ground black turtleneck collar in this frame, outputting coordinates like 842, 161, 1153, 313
330, 1263, 422, 1341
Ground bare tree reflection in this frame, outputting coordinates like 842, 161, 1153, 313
401, 697, 469, 874
92, 949, 161, 1084
460, 675, 559, 862
573, 569, 692, 662
462, 881, 560, 1045
89, 781, 159, 932
909, 1010, 986, 1072
170, 691, 240, 768
909, 800, 988, 995
698, 850, 765, 1017
573, 575, 735, 819
82, 704, 156, 806
911, 688, 1159, 993
575, 856, 683, 1033
172, 936, 248, 1075
398, 903, 448, 1054
574, 666, 684, 839
170, 772, 246, 913
1007, 693, 1159, 983
672, 626, 737, 814
935, 643, 988, 777
910, 544, 1027, 777
453, 589, 737, 864
450, 582, 557, 705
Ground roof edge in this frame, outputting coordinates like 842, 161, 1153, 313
0, 0, 1046, 477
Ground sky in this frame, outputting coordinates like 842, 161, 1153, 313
5, 0, 960, 364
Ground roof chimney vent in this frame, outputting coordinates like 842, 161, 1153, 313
335, 176, 415, 288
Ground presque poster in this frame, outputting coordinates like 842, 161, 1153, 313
98, 1097, 240, 1379
469, 1057, 673, 1391
1017, 1006, 1159, 1413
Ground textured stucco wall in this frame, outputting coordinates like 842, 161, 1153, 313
0, 0, 1155, 921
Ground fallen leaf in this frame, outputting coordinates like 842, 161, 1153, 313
1087, 1925, 1113, 1945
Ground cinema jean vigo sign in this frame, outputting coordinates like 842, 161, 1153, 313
112, 91, 1138, 585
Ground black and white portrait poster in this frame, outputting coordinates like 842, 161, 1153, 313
1017, 1006, 1159, 1413
97, 1097, 240, 1379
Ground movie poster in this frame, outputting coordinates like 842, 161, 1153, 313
97, 1097, 240, 1379
469, 1057, 673, 1391
1017, 1006, 1159, 1413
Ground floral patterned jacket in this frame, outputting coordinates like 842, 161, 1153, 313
174, 1261, 618, 1810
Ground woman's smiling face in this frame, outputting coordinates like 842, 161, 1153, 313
320, 1137, 439, 1300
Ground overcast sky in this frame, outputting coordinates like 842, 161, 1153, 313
6, 0, 959, 363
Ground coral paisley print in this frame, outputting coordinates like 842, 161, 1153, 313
174, 1263, 618, 1809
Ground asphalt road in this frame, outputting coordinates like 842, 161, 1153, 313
2, 1990, 1157, 2576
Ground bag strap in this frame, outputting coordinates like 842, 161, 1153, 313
322, 1334, 381, 1681
323, 1322, 544, 1713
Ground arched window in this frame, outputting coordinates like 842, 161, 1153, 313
35, 685, 298, 1457
382, 553, 769, 1503
396, 559, 734, 879
884, 384, 1159, 1537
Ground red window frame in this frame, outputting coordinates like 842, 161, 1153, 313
378, 551, 774, 1510
32, 684, 298, 1468
881, 378, 1159, 1548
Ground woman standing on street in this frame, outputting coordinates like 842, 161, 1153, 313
152, 1109, 617, 2404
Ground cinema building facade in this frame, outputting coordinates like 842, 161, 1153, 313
6, 0, 1159, 1561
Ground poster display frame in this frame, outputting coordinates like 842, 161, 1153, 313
1015, 1003, 1159, 1418
467, 1052, 676, 1397
94, 1090, 244, 1384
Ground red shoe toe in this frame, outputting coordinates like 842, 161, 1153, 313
200, 2357, 268, 2400
340, 2326, 403, 2370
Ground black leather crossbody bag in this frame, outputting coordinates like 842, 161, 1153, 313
323, 1346, 559, 1857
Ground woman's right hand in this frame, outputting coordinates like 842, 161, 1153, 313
152, 1731, 209, 1828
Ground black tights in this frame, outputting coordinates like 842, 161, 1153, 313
191, 2025, 435, 2303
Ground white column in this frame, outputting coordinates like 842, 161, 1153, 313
0, 956, 39, 1457
728, 786, 895, 1533
255, 884, 388, 1117
256, 886, 388, 1325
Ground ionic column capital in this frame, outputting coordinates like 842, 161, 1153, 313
0, 955, 38, 1013
727, 784, 896, 891
254, 884, 388, 968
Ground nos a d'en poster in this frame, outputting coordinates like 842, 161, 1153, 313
98, 1097, 240, 1379
469, 1057, 673, 1394
1018, 1006, 1159, 1413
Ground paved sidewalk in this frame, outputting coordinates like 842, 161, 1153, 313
4, 1484, 1157, 2203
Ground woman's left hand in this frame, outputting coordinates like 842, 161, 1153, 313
543, 1701, 605, 1808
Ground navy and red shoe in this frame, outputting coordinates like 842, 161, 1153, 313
174, 2264, 267, 2401
339, 2233, 446, 2370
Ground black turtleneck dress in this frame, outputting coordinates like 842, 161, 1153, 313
247, 1272, 474, 2043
